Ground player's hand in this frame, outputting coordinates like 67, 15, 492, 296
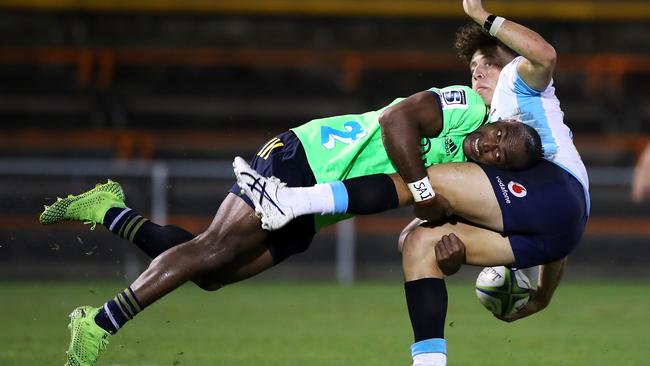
462, 0, 490, 23
495, 289, 548, 322
413, 194, 452, 221
435, 233, 466, 276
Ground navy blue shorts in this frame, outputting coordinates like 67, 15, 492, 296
228, 131, 317, 264
479, 160, 589, 268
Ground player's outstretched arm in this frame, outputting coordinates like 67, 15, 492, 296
462, 0, 557, 91
496, 257, 567, 322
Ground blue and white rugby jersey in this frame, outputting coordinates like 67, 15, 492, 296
490, 56, 590, 210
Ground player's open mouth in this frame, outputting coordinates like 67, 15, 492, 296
473, 136, 480, 157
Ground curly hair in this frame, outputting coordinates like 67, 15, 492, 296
454, 23, 517, 65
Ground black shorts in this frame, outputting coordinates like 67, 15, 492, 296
228, 131, 317, 264
479, 160, 589, 268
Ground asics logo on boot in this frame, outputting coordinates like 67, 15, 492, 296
240, 172, 286, 215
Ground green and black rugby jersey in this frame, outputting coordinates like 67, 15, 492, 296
291, 85, 488, 228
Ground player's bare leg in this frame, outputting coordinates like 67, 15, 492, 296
130, 194, 268, 306
64, 194, 271, 366
385, 162, 505, 231
197, 244, 276, 289
401, 220, 515, 366
402, 221, 515, 279
397, 163, 509, 366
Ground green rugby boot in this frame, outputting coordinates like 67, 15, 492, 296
65, 306, 111, 366
39, 180, 126, 229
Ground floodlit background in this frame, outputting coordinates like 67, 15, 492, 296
0, 1, 649, 365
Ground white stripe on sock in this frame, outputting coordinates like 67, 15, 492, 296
104, 303, 121, 331
413, 353, 446, 366
109, 208, 132, 231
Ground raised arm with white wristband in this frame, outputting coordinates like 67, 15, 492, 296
463, 0, 557, 91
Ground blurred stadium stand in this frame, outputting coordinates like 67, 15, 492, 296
1, 1, 649, 281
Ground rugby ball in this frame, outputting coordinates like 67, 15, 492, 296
475, 266, 531, 316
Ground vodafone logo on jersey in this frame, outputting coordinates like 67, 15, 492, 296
507, 181, 527, 198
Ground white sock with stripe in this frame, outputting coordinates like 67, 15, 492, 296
277, 181, 349, 216
411, 338, 447, 366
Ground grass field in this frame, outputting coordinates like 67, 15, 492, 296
2, 280, 649, 366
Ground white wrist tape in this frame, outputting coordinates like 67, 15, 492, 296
407, 177, 435, 202
489, 16, 506, 37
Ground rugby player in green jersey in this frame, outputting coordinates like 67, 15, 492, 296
40, 85, 541, 366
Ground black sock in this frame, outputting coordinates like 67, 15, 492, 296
94, 287, 142, 334
404, 278, 448, 342
342, 174, 399, 214
103, 207, 196, 258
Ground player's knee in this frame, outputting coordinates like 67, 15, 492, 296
397, 219, 427, 253
401, 227, 445, 279
401, 228, 438, 262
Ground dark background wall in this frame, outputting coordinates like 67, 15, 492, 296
1, 1, 649, 280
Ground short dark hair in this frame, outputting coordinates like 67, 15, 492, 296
518, 123, 544, 170
454, 23, 518, 65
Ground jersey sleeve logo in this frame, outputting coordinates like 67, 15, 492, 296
441, 89, 468, 110
321, 121, 367, 150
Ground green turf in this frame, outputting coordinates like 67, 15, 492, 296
1, 281, 649, 365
